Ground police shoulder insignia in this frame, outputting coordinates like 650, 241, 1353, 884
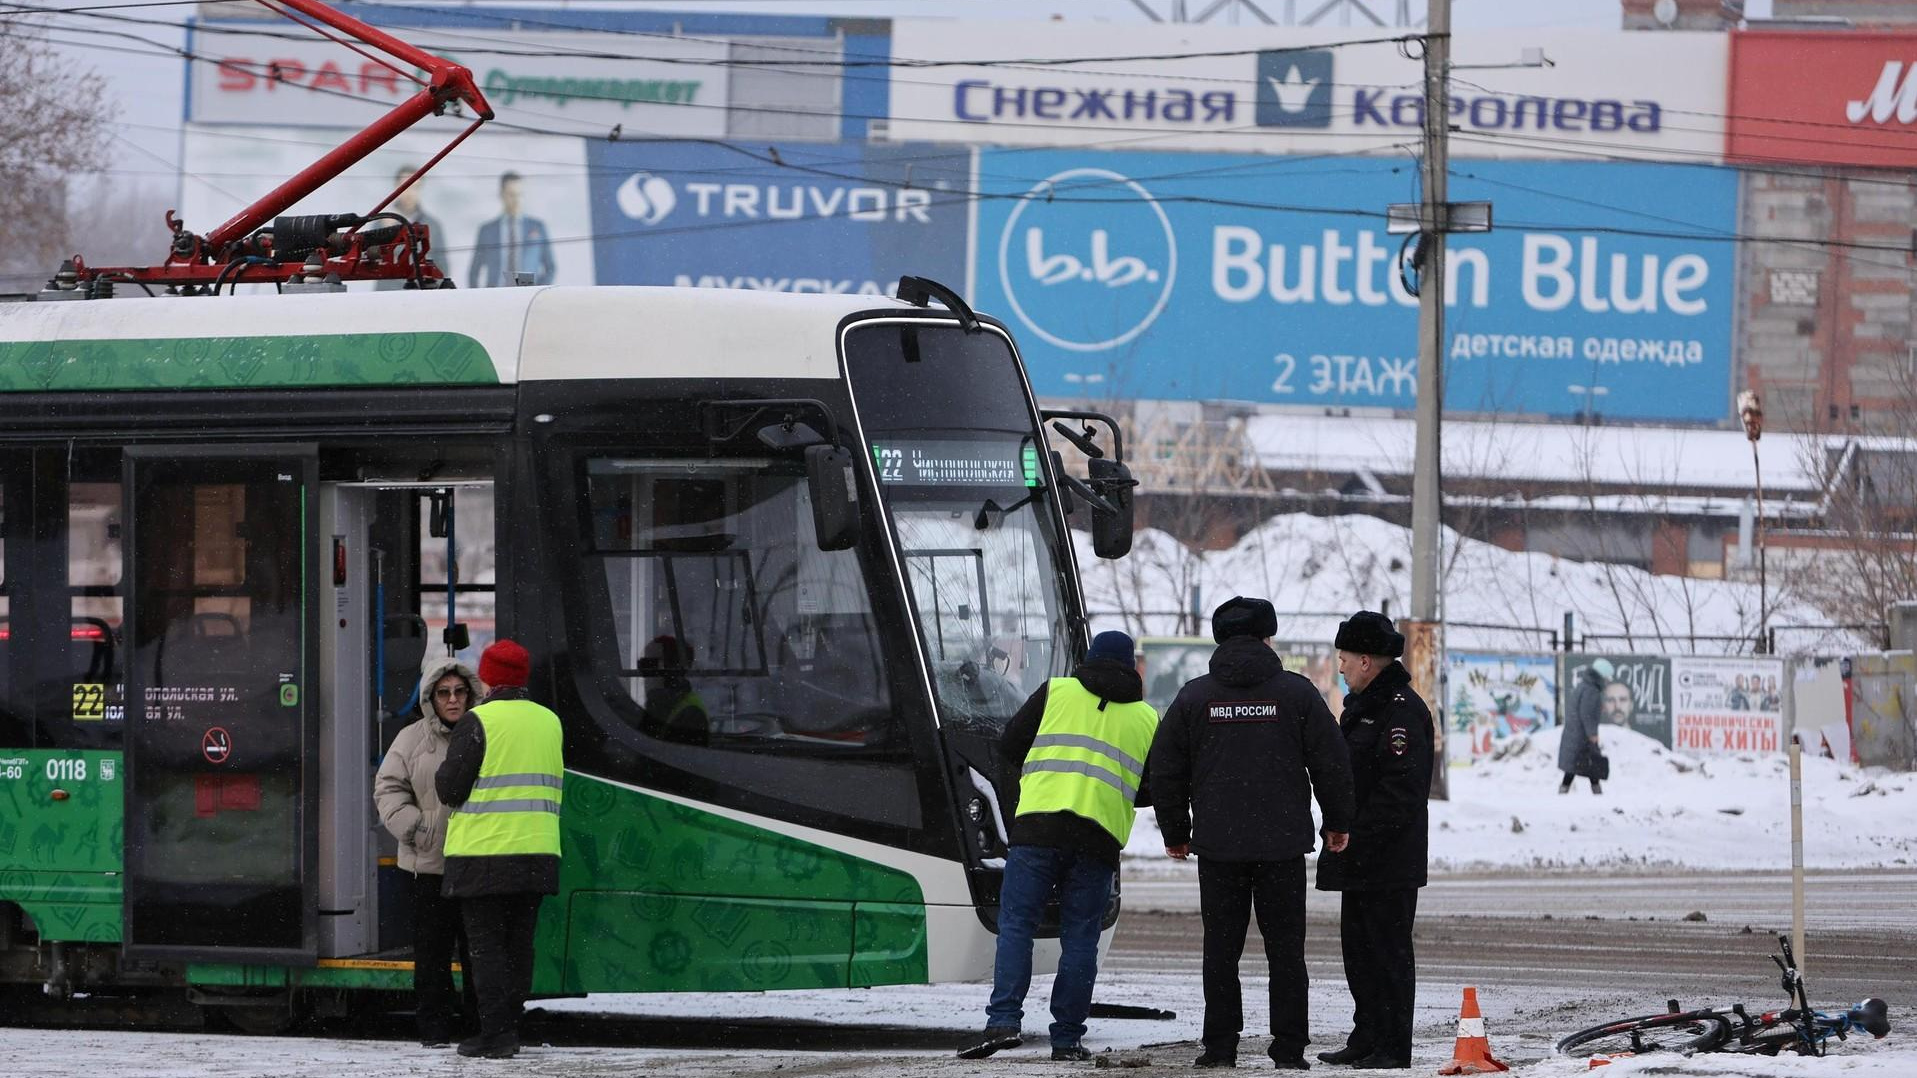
1388, 727, 1409, 755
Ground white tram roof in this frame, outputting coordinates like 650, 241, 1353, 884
0, 286, 923, 389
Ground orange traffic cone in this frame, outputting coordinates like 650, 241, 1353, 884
1436, 986, 1508, 1075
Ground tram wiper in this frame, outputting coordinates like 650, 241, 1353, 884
973, 491, 1036, 531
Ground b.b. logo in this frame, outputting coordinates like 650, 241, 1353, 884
1255, 49, 1333, 129
997, 168, 1177, 353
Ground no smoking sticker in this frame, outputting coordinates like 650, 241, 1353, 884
202, 727, 232, 765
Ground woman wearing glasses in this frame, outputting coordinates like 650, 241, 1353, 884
376, 658, 484, 1047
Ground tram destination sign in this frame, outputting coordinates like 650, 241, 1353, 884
870, 439, 1041, 487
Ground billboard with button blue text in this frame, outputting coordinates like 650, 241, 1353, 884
970, 151, 1737, 423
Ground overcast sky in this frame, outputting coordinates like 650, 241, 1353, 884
47, 0, 1769, 198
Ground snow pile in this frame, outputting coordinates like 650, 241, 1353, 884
1124, 726, 1917, 873
1429, 726, 1917, 871
1077, 512, 1852, 654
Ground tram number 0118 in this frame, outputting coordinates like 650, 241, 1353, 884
45, 758, 89, 782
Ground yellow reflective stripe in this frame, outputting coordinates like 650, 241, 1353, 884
473, 773, 562, 790
1024, 744, 1136, 790
1021, 757, 1136, 795
455, 798, 561, 815
467, 783, 565, 803
1029, 732, 1143, 781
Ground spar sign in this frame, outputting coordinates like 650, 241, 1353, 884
187, 22, 727, 137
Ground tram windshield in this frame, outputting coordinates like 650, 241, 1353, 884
843, 321, 1075, 734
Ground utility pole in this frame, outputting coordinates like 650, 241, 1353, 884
1407, 0, 1451, 798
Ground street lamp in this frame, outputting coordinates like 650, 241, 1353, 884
1738, 389, 1767, 654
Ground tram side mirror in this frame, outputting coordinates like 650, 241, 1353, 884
444, 623, 470, 651
1088, 458, 1136, 560
805, 444, 861, 552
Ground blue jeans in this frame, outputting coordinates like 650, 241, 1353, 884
986, 844, 1116, 1048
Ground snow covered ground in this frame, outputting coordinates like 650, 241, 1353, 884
1125, 725, 1917, 875
3, 975, 1909, 1077
1077, 512, 1852, 654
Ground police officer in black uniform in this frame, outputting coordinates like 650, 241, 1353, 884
1315, 611, 1434, 1071
1149, 597, 1355, 1070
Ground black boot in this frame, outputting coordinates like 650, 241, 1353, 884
1347, 1052, 1409, 1069
455, 1032, 518, 1059
957, 1026, 1022, 1059
1316, 1044, 1370, 1065
1271, 1052, 1311, 1070
1053, 1044, 1093, 1061
1193, 1047, 1237, 1067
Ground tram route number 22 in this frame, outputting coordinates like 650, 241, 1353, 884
72, 683, 106, 721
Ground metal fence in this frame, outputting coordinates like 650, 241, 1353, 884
1089, 610, 1879, 657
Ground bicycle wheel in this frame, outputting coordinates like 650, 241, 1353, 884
1557, 1011, 1734, 1057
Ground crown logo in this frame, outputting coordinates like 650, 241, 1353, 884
1266, 64, 1322, 114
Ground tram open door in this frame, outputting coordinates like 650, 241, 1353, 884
120, 447, 322, 964
122, 448, 492, 968
312, 478, 495, 962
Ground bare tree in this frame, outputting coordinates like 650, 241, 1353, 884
66, 185, 175, 270
1787, 369, 1917, 634
0, 18, 113, 292
1123, 407, 1282, 635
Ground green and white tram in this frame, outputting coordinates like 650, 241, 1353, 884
0, 278, 1136, 1029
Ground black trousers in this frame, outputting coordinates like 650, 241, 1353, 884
1197, 856, 1308, 1060
1338, 888, 1419, 1064
411, 872, 478, 1041
1560, 769, 1599, 791
460, 893, 545, 1042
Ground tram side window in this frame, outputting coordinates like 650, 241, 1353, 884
581, 458, 900, 753
69, 482, 124, 738
418, 486, 497, 670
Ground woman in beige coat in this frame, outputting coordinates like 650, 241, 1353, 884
375, 657, 482, 1047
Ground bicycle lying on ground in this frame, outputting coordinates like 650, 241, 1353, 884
1556, 935, 1891, 1059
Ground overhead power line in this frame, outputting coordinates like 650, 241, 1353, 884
25, 4, 1917, 265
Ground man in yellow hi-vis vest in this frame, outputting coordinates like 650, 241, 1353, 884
436, 639, 564, 1059
957, 631, 1158, 1063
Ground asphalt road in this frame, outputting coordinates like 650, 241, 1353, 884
1124, 867, 1917, 931
1114, 868, 1917, 1006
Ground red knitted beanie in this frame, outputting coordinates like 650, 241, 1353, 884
478, 638, 531, 688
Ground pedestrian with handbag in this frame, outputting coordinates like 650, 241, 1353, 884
1559, 659, 1609, 795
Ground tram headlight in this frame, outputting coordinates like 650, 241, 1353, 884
966, 796, 987, 824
